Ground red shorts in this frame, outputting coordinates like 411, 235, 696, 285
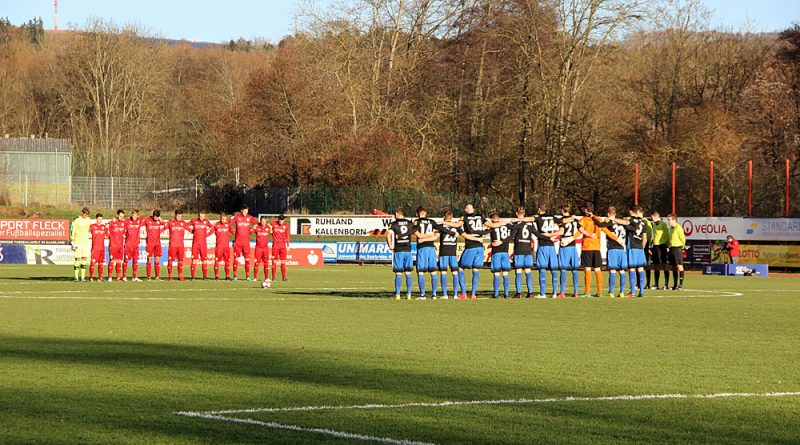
146, 242, 163, 257
125, 244, 139, 262
192, 244, 208, 261
215, 245, 231, 263
272, 246, 287, 261
109, 245, 124, 261
254, 246, 270, 264
168, 245, 185, 262
234, 242, 250, 258
91, 249, 106, 264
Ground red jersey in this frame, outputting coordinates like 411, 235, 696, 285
252, 224, 271, 248
270, 222, 290, 248
125, 217, 144, 247
90, 223, 108, 251
213, 221, 233, 247
166, 219, 190, 247
108, 219, 127, 248
144, 216, 165, 245
231, 214, 258, 244
189, 218, 213, 247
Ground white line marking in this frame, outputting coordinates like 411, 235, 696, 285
177, 411, 434, 445
191, 391, 800, 415
0, 295, 379, 302
0, 286, 386, 294
177, 391, 800, 444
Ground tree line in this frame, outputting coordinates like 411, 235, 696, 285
0, 0, 797, 216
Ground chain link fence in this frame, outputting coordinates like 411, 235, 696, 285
0, 175, 202, 209
0, 175, 514, 215
254, 187, 516, 215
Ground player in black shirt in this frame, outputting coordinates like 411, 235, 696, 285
509, 207, 545, 298
414, 207, 440, 299
386, 207, 418, 300
441, 204, 489, 299
435, 210, 461, 299
593, 207, 629, 297
557, 204, 582, 297
610, 206, 649, 297
488, 212, 513, 298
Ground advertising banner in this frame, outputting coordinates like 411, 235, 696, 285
336, 242, 398, 261
25, 244, 75, 265
20, 240, 329, 268
291, 215, 393, 237
0, 244, 28, 264
680, 217, 800, 241
0, 219, 70, 244
739, 244, 800, 268
680, 217, 744, 241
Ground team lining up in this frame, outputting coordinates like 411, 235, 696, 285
68, 206, 290, 282
386, 203, 688, 300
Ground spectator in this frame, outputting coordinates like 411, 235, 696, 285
725, 235, 740, 264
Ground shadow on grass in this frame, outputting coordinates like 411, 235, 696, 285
281, 289, 393, 299
1, 336, 796, 444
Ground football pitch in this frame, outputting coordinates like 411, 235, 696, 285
1, 265, 799, 444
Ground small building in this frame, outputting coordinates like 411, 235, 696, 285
0, 136, 73, 205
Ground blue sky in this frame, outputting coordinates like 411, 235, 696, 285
1, 0, 798, 43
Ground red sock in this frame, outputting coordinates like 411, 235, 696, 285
155, 258, 161, 277
225, 264, 230, 279
146, 261, 152, 278
132, 264, 138, 278
168, 262, 173, 278
89, 263, 95, 279
233, 262, 238, 278
116, 263, 122, 278
271, 263, 277, 280
191, 263, 197, 279
98, 264, 104, 279
281, 264, 286, 280
253, 263, 259, 280
123, 263, 128, 278
177, 264, 183, 278
214, 262, 219, 278
202, 263, 208, 279
245, 261, 250, 279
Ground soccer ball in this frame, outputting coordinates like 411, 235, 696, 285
261, 279, 272, 289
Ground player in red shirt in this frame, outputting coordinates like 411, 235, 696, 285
189, 210, 214, 280
231, 205, 258, 281
123, 209, 144, 281
270, 214, 291, 281
89, 213, 108, 281
252, 216, 272, 281
107, 209, 127, 282
212, 213, 234, 280
165, 210, 190, 281
144, 210, 167, 280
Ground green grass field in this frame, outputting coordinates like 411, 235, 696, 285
1, 265, 799, 444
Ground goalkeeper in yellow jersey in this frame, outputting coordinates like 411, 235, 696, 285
71, 207, 93, 282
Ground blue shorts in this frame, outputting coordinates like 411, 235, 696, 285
460, 247, 485, 269
558, 245, 580, 270
439, 255, 458, 272
607, 249, 629, 270
392, 252, 414, 272
490, 252, 512, 272
628, 248, 647, 268
416, 247, 438, 272
514, 254, 534, 269
536, 246, 558, 270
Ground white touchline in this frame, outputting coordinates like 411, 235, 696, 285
187, 391, 800, 415
176, 391, 800, 444
177, 412, 435, 445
